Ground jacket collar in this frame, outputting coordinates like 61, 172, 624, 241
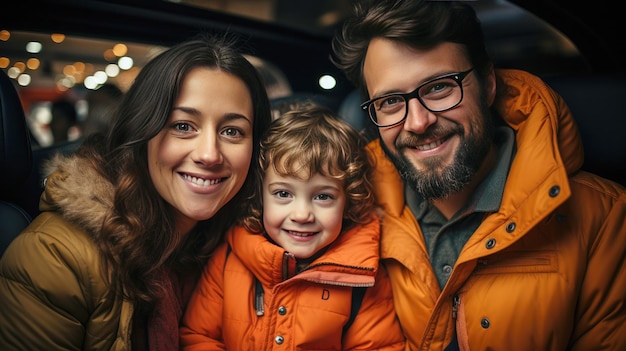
227, 215, 381, 288
39, 152, 114, 237
368, 68, 583, 220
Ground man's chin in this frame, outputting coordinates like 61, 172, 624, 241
389, 151, 468, 199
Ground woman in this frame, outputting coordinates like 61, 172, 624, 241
0, 34, 271, 350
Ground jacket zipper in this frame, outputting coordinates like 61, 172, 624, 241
452, 295, 460, 319
453, 294, 470, 351
255, 279, 264, 316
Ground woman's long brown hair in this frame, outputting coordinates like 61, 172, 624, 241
77, 33, 271, 310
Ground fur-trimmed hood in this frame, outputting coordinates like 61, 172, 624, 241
39, 152, 115, 236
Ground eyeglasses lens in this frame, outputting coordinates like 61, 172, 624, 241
368, 75, 464, 127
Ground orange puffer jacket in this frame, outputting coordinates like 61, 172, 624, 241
369, 69, 626, 351
181, 214, 406, 350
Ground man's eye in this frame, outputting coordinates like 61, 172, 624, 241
430, 82, 448, 93
387, 96, 401, 105
380, 96, 402, 109
422, 80, 454, 96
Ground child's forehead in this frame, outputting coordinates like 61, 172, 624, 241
270, 157, 341, 179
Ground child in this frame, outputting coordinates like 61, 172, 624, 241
180, 103, 405, 350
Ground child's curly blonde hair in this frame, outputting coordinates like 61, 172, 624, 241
241, 101, 376, 233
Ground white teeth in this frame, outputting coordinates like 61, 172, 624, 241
183, 174, 221, 186
287, 230, 315, 237
415, 139, 443, 151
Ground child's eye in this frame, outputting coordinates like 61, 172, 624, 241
315, 193, 333, 201
273, 190, 291, 198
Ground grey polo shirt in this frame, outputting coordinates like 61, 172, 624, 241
405, 126, 516, 289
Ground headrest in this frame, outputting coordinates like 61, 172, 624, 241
544, 75, 626, 185
338, 89, 379, 141
270, 93, 339, 120
0, 70, 32, 193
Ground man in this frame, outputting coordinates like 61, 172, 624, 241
331, 1, 626, 350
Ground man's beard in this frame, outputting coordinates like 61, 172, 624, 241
380, 102, 494, 200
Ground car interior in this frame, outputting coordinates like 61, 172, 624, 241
1, 0, 625, 255
0, 69, 33, 254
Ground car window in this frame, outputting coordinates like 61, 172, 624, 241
0, 29, 291, 147
0, 0, 606, 146
171, 0, 587, 76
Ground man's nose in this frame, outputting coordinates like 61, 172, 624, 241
403, 97, 437, 134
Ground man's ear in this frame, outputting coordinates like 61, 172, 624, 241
485, 64, 497, 105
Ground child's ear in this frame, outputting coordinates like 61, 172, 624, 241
374, 206, 386, 220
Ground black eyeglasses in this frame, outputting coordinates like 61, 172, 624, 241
361, 68, 474, 127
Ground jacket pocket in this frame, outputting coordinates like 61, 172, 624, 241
473, 250, 558, 275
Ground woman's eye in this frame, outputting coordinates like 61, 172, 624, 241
222, 127, 242, 137
172, 122, 192, 132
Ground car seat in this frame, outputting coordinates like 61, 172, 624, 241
543, 75, 626, 186
270, 92, 340, 120
337, 89, 378, 142
0, 70, 32, 255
